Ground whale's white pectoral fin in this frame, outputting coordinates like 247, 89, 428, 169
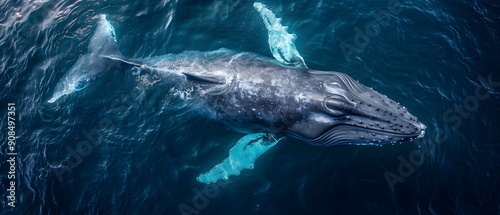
197, 133, 284, 184
253, 2, 307, 69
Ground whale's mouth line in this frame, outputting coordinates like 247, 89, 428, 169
335, 123, 424, 136
283, 123, 424, 146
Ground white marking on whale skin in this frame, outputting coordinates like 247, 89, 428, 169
309, 113, 335, 124
294, 92, 311, 103
238, 81, 262, 97
323, 82, 347, 95
173, 86, 195, 101
135, 73, 162, 89
228, 53, 243, 64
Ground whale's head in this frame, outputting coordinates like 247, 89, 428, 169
283, 71, 426, 146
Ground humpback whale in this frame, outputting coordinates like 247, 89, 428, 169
48, 4, 426, 183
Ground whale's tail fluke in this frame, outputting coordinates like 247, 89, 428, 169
88, 15, 119, 56
48, 15, 123, 103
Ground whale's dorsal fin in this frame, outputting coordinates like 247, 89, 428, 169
182, 72, 226, 84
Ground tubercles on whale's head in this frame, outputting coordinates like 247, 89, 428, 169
283, 71, 426, 146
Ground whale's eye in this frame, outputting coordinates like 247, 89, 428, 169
325, 95, 353, 117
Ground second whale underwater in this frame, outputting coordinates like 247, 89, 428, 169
48, 4, 426, 183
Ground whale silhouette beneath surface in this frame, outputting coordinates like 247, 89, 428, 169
48, 3, 426, 183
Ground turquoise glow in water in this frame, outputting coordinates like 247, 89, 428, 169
197, 133, 283, 184
253, 2, 307, 68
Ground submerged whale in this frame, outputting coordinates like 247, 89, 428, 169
49, 6, 425, 183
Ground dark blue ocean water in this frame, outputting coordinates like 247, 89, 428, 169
1, 0, 499, 214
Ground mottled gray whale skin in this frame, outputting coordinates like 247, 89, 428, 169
138, 49, 426, 146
